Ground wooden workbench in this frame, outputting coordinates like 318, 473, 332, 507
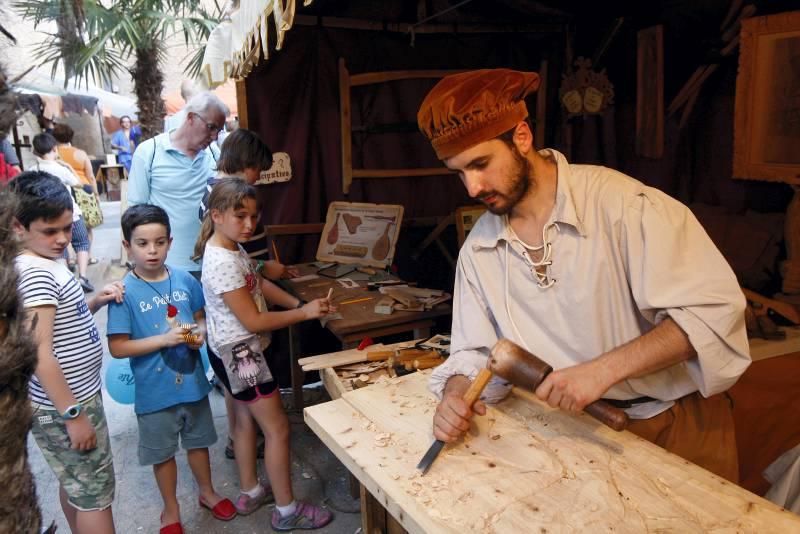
284, 266, 451, 349
283, 265, 450, 410
306, 371, 800, 533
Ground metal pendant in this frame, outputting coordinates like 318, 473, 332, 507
175, 373, 183, 385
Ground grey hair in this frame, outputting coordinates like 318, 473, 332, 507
184, 91, 229, 118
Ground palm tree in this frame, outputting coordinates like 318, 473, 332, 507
15, 0, 222, 140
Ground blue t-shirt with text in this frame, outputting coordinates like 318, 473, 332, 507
107, 266, 210, 414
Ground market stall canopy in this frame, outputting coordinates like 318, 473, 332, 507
200, 0, 314, 87
12, 70, 138, 118
163, 79, 238, 117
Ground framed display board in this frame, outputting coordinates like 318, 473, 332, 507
316, 202, 404, 268
733, 10, 800, 184
455, 205, 487, 246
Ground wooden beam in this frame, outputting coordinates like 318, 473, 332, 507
351, 69, 467, 87
535, 59, 547, 149
339, 58, 354, 195
352, 168, 454, 179
636, 25, 664, 158
265, 217, 448, 237
266, 223, 326, 236
294, 14, 563, 34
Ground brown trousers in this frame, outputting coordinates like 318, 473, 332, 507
627, 392, 739, 483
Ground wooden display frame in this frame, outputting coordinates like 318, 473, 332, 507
339, 59, 549, 194
316, 201, 404, 268
733, 10, 800, 184
339, 59, 463, 194
454, 205, 487, 246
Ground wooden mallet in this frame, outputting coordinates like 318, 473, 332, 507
488, 339, 629, 431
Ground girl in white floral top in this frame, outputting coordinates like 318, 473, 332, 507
193, 179, 335, 530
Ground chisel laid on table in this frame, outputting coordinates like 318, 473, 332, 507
416, 368, 492, 475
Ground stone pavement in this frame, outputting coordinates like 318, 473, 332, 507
28, 201, 362, 533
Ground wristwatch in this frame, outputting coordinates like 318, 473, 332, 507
295, 299, 306, 309
60, 404, 83, 420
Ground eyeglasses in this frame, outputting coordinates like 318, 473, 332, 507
193, 113, 223, 135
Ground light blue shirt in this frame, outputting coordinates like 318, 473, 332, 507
107, 266, 210, 414
128, 132, 218, 271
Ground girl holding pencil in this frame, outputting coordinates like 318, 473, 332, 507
194, 179, 336, 530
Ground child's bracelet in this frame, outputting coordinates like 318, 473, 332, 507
255, 259, 265, 275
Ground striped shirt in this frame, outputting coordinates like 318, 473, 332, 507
16, 254, 103, 407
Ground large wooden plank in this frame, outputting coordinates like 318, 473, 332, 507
299, 344, 387, 371
306, 372, 800, 533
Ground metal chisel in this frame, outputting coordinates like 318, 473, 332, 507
416, 368, 493, 475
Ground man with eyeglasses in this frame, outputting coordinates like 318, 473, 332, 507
129, 92, 229, 276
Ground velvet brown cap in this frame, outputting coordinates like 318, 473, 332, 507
417, 69, 540, 160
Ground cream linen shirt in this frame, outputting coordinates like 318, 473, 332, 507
430, 149, 750, 419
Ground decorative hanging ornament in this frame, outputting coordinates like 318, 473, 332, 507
167, 304, 178, 318
559, 57, 615, 117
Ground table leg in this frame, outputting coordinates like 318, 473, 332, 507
289, 324, 304, 411
360, 484, 387, 534
359, 483, 407, 534
412, 325, 431, 340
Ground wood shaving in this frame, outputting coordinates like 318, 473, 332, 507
457, 490, 474, 502
391, 474, 400, 480
361, 420, 377, 432
338, 427, 352, 434
429, 478, 450, 491
373, 433, 392, 447
357, 374, 371, 383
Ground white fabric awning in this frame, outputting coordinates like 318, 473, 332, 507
200, 0, 315, 88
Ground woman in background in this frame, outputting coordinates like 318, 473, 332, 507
53, 123, 102, 261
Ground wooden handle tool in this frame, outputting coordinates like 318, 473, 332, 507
416, 368, 492, 475
488, 339, 629, 432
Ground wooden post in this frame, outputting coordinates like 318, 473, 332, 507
535, 59, 548, 149
636, 25, 664, 158
339, 58, 353, 195
235, 79, 249, 129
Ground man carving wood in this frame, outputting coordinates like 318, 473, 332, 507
417, 69, 750, 482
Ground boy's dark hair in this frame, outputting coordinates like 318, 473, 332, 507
217, 129, 273, 175
8, 171, 73, 229
51, 123, 75, 144
32, 133, 57, 157
121, 204, 171, 242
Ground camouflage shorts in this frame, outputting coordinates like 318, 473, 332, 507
30, 391, 115, 511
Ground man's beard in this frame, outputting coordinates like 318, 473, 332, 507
482, 147, 530, 215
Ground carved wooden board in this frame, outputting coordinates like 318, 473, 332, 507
305, 371, 800, 533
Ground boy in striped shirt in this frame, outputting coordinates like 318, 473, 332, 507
11, 171, 124, 534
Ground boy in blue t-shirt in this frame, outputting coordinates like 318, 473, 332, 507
107, 204, 236, 531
